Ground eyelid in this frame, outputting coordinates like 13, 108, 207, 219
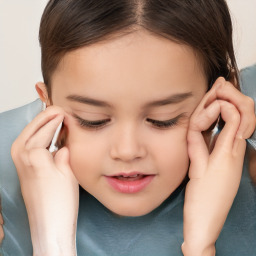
72, 113, 111, 129
146, 113, 187, 129
72, 112, 187, 130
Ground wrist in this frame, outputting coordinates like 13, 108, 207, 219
31, 230, 77, 256
33, 241, 77, 256
33, 250, 77, 256
30, 218, 77, 256
181, 242, 216, 256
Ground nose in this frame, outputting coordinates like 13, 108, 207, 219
110, 124, 147, 162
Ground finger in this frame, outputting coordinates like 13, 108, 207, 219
17, 106, 65, 145
0, 212, 3, 225
25, 115, 64, 150
232, 137, 246, 160
27, 148, 55, 170
212, 100, 240, 154
188, 100, 221, 172
191, 78, 221, 115
216, 78, 255, 139
186, 78, 224, 165
54, 147, 78, 181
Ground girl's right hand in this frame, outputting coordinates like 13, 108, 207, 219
11, 106, 79, 256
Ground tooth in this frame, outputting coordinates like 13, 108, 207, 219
119, 174, 139, 178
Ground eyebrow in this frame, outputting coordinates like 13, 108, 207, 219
66, 92, 193, 108
66, 95, 112, 107
144, 92, 193, 108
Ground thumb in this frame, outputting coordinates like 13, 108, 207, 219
54, 147, 72, 173
55, 146, 69, 165
54, 147, 79, 184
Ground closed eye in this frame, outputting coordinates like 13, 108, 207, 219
146, 113, 186, 129
72, 114, 110, 130
73, 113, 187, 130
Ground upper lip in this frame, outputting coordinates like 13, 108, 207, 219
107, 172, 155, 177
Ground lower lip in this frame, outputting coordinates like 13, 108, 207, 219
105, 175, 155, 193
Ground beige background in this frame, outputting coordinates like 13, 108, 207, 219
0, 0, 256, 112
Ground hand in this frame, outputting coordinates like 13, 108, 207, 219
248, 147, 256, 183
182, 77, 256, 256
11, 106, 79, 256
0, 207, 4, 246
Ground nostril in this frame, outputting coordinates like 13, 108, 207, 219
110, 143, 147, 161
109, 128, 147, 161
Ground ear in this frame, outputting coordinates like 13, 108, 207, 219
35, 82, 50, 106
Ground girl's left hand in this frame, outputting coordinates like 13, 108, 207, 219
182, 77, 256, 256
0, 211, 3, 246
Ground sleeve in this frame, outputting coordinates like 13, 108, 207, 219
0, 99, 43, 255
240, 64, 256, 150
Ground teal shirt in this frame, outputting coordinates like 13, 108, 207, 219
1, 65, 256, 255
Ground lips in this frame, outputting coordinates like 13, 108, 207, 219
105, 172, 155, 193
114, 174, 145, 181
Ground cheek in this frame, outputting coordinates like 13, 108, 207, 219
150, 128, 189, 180
65, 119, 189, 189
65, 124, 106, 185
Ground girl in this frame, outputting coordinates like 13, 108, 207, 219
4, 0, 256, 255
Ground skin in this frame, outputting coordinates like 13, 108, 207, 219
10, 29, 255, 255
40, 30, 207, 216
0, 209, 3, 246
249, 147, 256, 183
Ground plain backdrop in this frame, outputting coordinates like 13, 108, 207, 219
0, 0, 256, 112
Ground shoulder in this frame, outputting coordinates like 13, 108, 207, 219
240, 64, 256, 98
0, 99, 42, 255
0, 99, 43, 159
0, 99, 42, 145
240, 64, 256, 150
0, 99, 43, 130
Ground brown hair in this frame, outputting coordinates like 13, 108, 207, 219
39, 0, 238, 97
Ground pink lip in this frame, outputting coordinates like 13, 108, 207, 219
109, 171, 149, 177
105, 174, 155, 194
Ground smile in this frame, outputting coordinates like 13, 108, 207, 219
105, 174, 155, 193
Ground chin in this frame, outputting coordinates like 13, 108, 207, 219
110, 207, 153, 217
102, 197, 163, 217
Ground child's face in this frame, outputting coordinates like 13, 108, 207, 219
50, 30, 207, 216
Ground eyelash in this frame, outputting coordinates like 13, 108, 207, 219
146, 117, 179, 129
73, 114, 182, 130
74, 115, 111, 130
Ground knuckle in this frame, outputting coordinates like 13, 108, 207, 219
231, 111, 240, 123
11, 140, 20, 160
189, 115, 199, 129
24, 140, 32, 151
246, 96, 255, 108
225, 80, 235, 88
219, 100, 240, 121
20, 151, 30, 166
27, 149, 38, 168
27, 149, 50, 169
189, 116, 205, 131
238, 96, 255, 116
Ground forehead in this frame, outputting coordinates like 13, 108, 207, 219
52, 30, 207, 99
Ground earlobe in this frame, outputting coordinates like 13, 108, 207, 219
35, 82, 50, 106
